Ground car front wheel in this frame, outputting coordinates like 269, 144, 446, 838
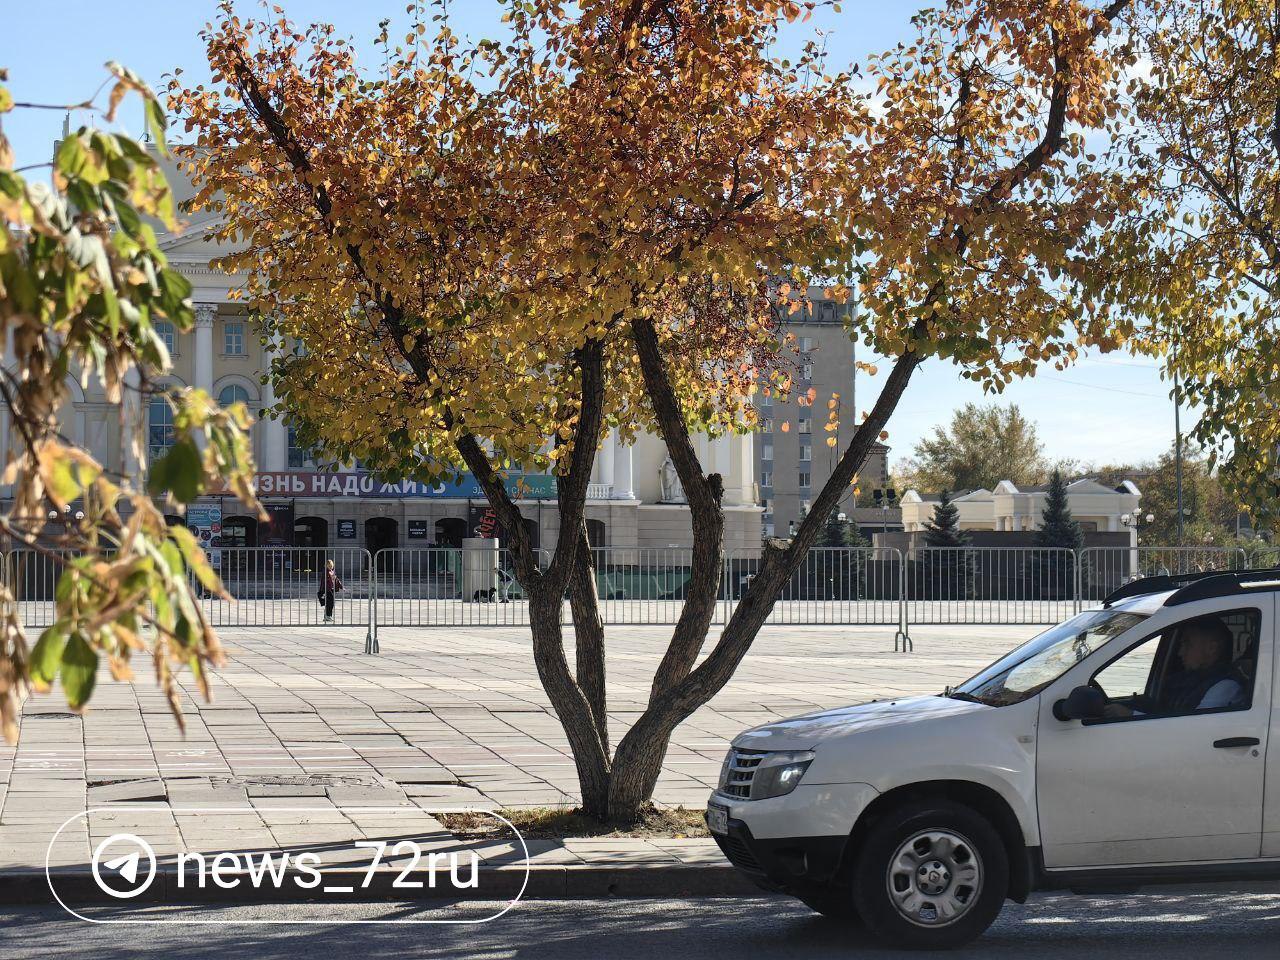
851, 799, 1008, 949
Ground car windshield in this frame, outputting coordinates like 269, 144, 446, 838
948, 609, 1147, 707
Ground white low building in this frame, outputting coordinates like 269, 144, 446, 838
900, 479, 1143, 538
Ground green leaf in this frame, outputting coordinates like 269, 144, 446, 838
145, 98, 168, 157
29, 625, 68, 688
170, 524, 220, 593
147, 438, 202, 503
59, 634, 99, 708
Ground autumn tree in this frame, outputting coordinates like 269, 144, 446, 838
0, 65, 260, 742
900, 402, 1053, 492
176, 0, 1148, 823
1103, 0, 1280, 517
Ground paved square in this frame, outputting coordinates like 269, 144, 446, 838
0, 622, 1036, 871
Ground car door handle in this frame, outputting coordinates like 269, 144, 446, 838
1213, 737, 1260, 749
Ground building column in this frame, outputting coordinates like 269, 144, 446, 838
599, 431, 616, 492
194, 303, 216, 396
614, 441, 635, 500
260, 343, 288, 471
122, 366, 143, 477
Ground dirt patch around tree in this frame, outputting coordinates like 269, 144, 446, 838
438, 805, 710, 840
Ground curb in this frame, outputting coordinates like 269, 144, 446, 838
2, 863, 765, 907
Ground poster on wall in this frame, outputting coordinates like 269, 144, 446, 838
186, 504, 222, 571
261, 502, 295, 548
408, 520, 430, 540
468, 504, 501, 541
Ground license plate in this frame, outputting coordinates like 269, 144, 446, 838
706, 802, 729, 835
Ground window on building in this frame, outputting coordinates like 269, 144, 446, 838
762, 418, 774, 433
148, 394, 175, 461
154, 321, 176, 355
287, 425, 314, 469
798, 417, 811, 435
763, 521, 775, 537
798, 336, 813, 352
799, 442, 812, 462
760, 472, 772, 488
801, 499, 811, 514
801, 362, 813, 381
762, 442, 774, 461
223, 321, 245, 356
218, 384, 251, 408
799, 471, 811, 489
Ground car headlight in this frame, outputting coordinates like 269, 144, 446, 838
751, 750, 815, 800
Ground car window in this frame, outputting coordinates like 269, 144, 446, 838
1094, 635, 1159, 701
1091, 608, 1261, 720
949, 609, 1147, 707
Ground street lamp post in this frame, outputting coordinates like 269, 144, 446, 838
872, 488, 897, 538
1120, 511, 1156, 580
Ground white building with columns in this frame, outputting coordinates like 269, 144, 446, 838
899, 479, 1144, 543
4, 147, 762, 559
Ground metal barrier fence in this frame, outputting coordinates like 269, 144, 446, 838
198, 547, 374, 629
902, 546, 1078, 626
0, 543, 1263, 644
1077, 546, 1245, 604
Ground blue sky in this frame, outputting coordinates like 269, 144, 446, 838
0, 1, 1180, 472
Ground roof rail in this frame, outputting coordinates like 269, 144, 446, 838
1103, 568, 1280, 608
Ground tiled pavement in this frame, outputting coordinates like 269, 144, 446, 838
0, 623, 1034, 875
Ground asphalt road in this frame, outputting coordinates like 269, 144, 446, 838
2, 888, 1279, 959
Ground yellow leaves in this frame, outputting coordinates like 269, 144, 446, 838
37, 441, 102, 509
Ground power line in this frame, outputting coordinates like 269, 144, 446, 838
1036, 373, 1168, 399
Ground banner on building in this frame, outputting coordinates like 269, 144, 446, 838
212, 472, 557, 500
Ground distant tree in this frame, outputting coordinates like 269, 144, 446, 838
924, 491, 971, 547
818, 509, 868, 548
1035, 469, 1083, 599
1092, 447, 1243, 546
810, 508, 868, 599
921, 491, 971, 599
1037, 470, 1084, 551
901, 403, 1051, 493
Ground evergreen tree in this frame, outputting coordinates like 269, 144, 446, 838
924, 490, 971, 547
1034, 469, 1082, 599
811, 510, 869, 598
1036, 470, 1084, 550
921, 491, 971, 598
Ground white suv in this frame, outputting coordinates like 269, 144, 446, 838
706, 569, 1278, 948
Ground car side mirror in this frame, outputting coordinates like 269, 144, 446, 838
1053, 685, 1106, 722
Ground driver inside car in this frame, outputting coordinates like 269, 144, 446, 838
1103, 615, 1246, 718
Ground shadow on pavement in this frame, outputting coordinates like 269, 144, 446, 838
2, 890, 1280, 959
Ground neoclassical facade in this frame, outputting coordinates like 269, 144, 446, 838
900, 479, 1144, 539
3, 148, 762, 559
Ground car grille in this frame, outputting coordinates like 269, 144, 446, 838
717, 833, 761, 872
721, 749, 766, 799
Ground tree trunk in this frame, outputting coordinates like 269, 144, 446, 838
606, 726, 675, 823
568, 525, 609, 749
526, 588, 612, 819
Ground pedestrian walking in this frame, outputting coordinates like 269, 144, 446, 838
494, 566, 515, 603
319, 558, 344, 623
